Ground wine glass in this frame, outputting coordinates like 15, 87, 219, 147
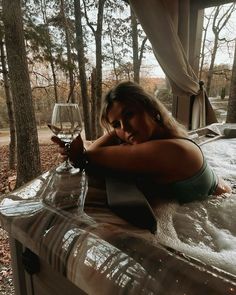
49, 103, 83, 174
45, 103, 89, 214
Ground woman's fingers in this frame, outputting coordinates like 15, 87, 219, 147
71, 134, 84, 154
51, 136, 65, 148
59, 147, 68, 156
69, 134, 84, 163
51, 134, 85, 167
51, 136, 68, 159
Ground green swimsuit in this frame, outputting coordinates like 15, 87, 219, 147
137, 138, 218, 204
159, 156, 218, 203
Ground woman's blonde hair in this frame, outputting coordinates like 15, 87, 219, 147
101, 81, 188, 138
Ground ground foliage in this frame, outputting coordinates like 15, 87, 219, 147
0, 143, 59, 294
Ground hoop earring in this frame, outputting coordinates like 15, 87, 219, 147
155, 113, 161, 123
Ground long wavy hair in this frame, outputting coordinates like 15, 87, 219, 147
100, 81, 188, 139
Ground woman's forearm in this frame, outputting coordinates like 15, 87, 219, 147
88, 131, 120, 150
85, 139, 194, 176
85, 141, 163, 173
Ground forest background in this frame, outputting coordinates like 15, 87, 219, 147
0, 0, 236, 194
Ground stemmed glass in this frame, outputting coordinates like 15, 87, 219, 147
49, 103, 83, 174
45, 103, 88, 213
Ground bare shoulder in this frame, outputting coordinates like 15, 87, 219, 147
168, 138, 204, 166
146, 138, 204, 181
145, 138, 201, 157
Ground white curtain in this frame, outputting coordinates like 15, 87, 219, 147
129, 0, 213, 129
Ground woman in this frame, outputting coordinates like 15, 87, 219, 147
52, 81, 231, 205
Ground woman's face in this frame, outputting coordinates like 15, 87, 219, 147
107, 101, 159, 144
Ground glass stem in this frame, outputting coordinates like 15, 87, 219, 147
65, 158, 71, 169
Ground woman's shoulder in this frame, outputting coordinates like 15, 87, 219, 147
149, 137, 199, 151
148, 138, 204, 182
166, 137, 202, 158
152, 137, 203, 165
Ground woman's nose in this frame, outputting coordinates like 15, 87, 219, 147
120, 120, 127, 131
120, 120, 124, 130
120, 120, 126, 131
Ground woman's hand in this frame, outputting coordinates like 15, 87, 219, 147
51, 134, 85, 168
213, 178, 232, 196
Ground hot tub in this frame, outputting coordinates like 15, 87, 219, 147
0, 124, 236, 295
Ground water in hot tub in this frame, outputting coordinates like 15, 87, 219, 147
153, 138, 236, 275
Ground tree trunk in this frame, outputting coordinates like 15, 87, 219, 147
226, 40, 236, 123
0, 26, 16, 169
60, 0, 75, 103
74, 0, 92, 139
107, 23, 119, 83
206, 35, 218, 96
91, 68, 97, 139
130, 7, 139, 83
94, 0, 106, 138
206, 4, 235, 96
199, 12, 213, 81
82, 0, 105, 138
2, 0, 41, 188
40, 0, 59, 102
50, 56, 59, 103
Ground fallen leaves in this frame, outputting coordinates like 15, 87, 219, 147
0, 142, 61, 294
0, 143, 60, 195
0, 228, 14, 294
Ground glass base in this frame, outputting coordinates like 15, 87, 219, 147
43, 167, 88, 211
56, 160, 81, 175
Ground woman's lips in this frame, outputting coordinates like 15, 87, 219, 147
127, 134, 136, 142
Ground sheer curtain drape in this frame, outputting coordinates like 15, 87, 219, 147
129, 0, 217, 129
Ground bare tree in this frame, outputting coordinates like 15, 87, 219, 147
206, 3, 236, 96
199, 8, 216, 81
130, 6, 148, 84
106, 21, 119, 83
23, 0, 60, 103
39, 0, 59, 102
2, 0, 41, 187
59, 0, 76, 103
103, 3, 149, 84
0, 25, 16, 169
74, 0, 92, 139
82, 0, 106, 138
226, 39, 236, 123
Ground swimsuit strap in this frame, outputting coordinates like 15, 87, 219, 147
177, 137, 205, 158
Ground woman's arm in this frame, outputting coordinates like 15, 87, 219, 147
85, 139, 199, 175
53, 135, 203, 180
52, 131, 121, 164
87, 130, 121, 150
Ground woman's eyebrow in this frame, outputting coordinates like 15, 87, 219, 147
121, 107, 131, 116
109, 119, 118, 125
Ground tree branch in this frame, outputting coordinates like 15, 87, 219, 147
82, 0, 96, 35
